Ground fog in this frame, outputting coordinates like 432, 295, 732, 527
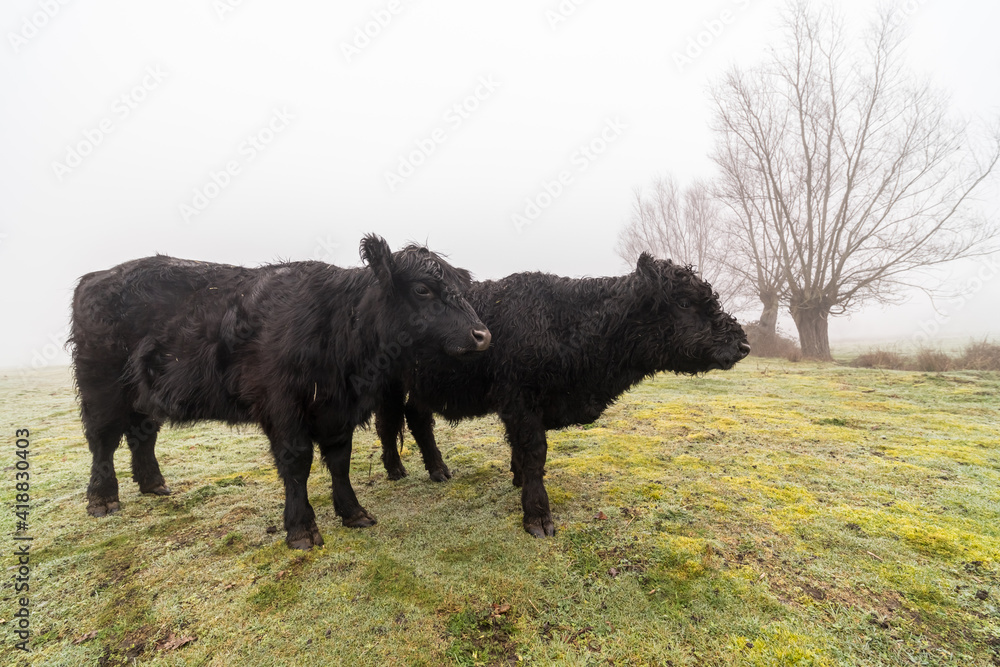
2, 0, 998, 371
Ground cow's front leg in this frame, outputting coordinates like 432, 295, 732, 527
269, 429, 323, 550
510, 446, 523, 488
318, 430, 376, 528
502, 413, 554, 537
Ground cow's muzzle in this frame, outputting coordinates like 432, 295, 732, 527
471, 327, 491, 353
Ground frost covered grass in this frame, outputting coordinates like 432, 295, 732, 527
1, 361, 998, 665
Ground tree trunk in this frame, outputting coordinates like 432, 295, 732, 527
790, 305, 831, 360
758, 291, 779, 335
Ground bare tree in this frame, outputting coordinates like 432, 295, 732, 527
710, 1, 1000, 358
712, 159, 788, 335
617, 175, 750, 311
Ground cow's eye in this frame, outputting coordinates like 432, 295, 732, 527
413, 284, 433, 299
677, 298, 691, 309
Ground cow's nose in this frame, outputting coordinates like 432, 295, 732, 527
472, 327, 491, 352
738, 341, 751, 357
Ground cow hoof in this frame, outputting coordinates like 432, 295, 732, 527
87, 499, 121, 517
523, 517, 555, 538
342, 509, 377, 528
286, 526, 324, 550
386, 465, 408, 481
428, 465, 452, 482
142, 484, 172, 496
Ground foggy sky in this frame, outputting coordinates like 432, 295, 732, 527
2, 0, 998, 371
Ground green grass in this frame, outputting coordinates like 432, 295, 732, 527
1, 362, 998, 665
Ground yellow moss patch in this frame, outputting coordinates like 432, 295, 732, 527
836, 503, 1000, 562
637, 482, 664, 501
718, 476, 820, 532
722, 476, 816, 505
632, 404, 694, 420
654, 535, 716, 580
708, 415, 742, 430
550, 433, 666, 479
556, 452, 616, 477
882, 438, 995, 466
546, 484, 574, 506
661, 535, 708, 555
843, 400, 915, 414
907, 413, 985, 433
730, 623, 832, 666
672, 454, 712, 469
832, 390, 866, 399
770, 504, 821, 533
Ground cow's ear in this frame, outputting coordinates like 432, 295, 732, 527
454, 266, 472, 288
636, 252, 658, 277
360, 234, 394, 287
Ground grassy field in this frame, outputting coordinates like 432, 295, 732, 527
1, 360, 998, 666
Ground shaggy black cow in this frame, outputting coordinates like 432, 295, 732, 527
376, 254, 749, 537
70, 235, 490, 549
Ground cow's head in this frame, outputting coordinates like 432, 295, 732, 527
630, 253, 750, 374
361, 235, 490, 357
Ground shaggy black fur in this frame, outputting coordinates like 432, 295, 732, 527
70, 235, 490, 549
376, 254, 749, 537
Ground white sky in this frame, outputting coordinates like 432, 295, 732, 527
1, 0, 998, 370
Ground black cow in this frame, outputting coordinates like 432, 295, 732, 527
70, 235, 490, 549
376, 254, 749, 537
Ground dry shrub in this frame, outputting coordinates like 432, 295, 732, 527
913, 347, 952, 373
742, 321, 801, 361
957, 339, 1000, 371
850, 347, 907, 370
850, 339, 1000, 371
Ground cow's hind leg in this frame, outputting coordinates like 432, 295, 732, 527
125, 412, 170, 496
268, 428, 323, 550
81, 401, 127, 517
376, 382, 408, 480
318, 430, 376, 529
405, 401, 451, 482
502, 412, 554, 538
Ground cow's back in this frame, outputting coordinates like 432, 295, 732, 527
71, 256, 336, 424
409, 272, 640, 427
